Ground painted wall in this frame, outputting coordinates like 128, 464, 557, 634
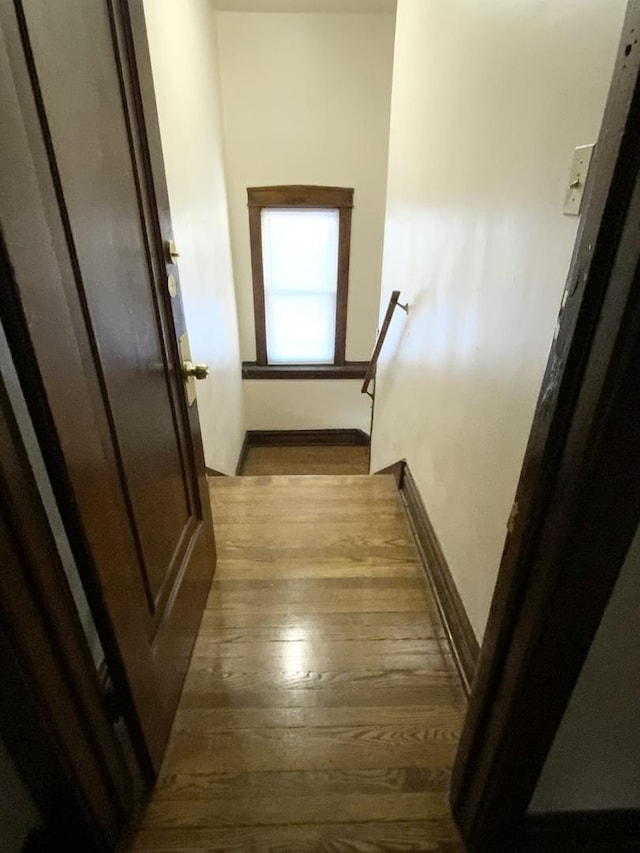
530, 524, 640, 811
370, 0, 626, 639
215, 11, 394, 432
144, 0, 244, 474
244, 380, 370, 432
211, 0, 396, 11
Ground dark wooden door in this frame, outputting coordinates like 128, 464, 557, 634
0, 345, 132, 851
0, 1, 216, 774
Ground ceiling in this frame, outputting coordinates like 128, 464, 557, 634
209, 0, 396, 13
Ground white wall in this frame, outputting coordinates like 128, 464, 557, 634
531, 524, 640, 812
216, 11, 395, 432
144, 0, 244, 474
370, 0, 626, 640
211, 0, 396, 11
244, 380, 370, 432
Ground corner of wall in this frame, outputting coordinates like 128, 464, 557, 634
144, 0, 245, 475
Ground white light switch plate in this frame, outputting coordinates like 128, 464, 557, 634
563, 144, 595, 216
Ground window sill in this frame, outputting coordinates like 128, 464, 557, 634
241, 362, 369, 380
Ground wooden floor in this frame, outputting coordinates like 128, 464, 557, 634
130, 475, 466, 852
240, 445, 370, 476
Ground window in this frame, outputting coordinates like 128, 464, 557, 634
262, 207, 339, 364
244, 185, 367, 379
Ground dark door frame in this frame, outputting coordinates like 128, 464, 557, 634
451, 2, 640, 850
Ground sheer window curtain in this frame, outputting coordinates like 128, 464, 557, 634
261, 208, 340, 364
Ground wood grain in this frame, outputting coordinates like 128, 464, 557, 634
210, 559, 424, 579
190, 638, 453, 662
142, 791, 451, 828
244, 429, 371, 446
152, 766, 454, 800
132, 822, 462, 852
241, 362, 369, 379
2, 0, 217, 778
241, 445, 370, 476
178, 686, 467, 711
196, 613, 448, 639
171, 706, 465, 732
247, 185, 354, 208
130, 474, 465, 851
160, 727, 460, 774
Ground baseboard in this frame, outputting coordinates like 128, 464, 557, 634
374, 459, 406, 489
515, 810, 640, 852
245, 429, 371, 447
399, 463, 479, 696
236, 433, 250, 476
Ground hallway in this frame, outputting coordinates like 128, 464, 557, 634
131, 474, 466, 851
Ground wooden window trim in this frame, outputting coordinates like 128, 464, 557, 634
241, 361, 368, 380
247, 185, 354, 371
247, 185, 354, 209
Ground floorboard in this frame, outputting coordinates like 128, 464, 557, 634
129, 474, 466, 852
240, 445, 369, 476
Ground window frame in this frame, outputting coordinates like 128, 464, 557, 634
245, 185, 366, 379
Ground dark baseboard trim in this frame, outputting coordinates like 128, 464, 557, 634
205, 467, 227, 477
374, 459, 406, 489
236, 433, 250, 476
515, 810, 640, 852
245, 429, 370, 447
399, 463, 479, 696
235, 429, 369, 475
242, 362, 369, 380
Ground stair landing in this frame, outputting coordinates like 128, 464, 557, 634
131, 474, 466, 852
240, 445, 369, 476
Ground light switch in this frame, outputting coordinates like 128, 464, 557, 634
563, 144, 595, 216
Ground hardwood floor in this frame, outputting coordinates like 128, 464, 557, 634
130, 475, 466, 852
240, 445, 370, 475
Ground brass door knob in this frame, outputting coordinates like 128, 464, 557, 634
182, 360, 209, 380
166, 239, 180, 263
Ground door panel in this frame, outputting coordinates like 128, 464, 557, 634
0, 0, 216, 774
0, 349, 132, 850
22, 0, 196, 620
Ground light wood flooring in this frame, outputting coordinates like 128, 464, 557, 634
240, 445, 370, 476
131, 474, 466, 852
